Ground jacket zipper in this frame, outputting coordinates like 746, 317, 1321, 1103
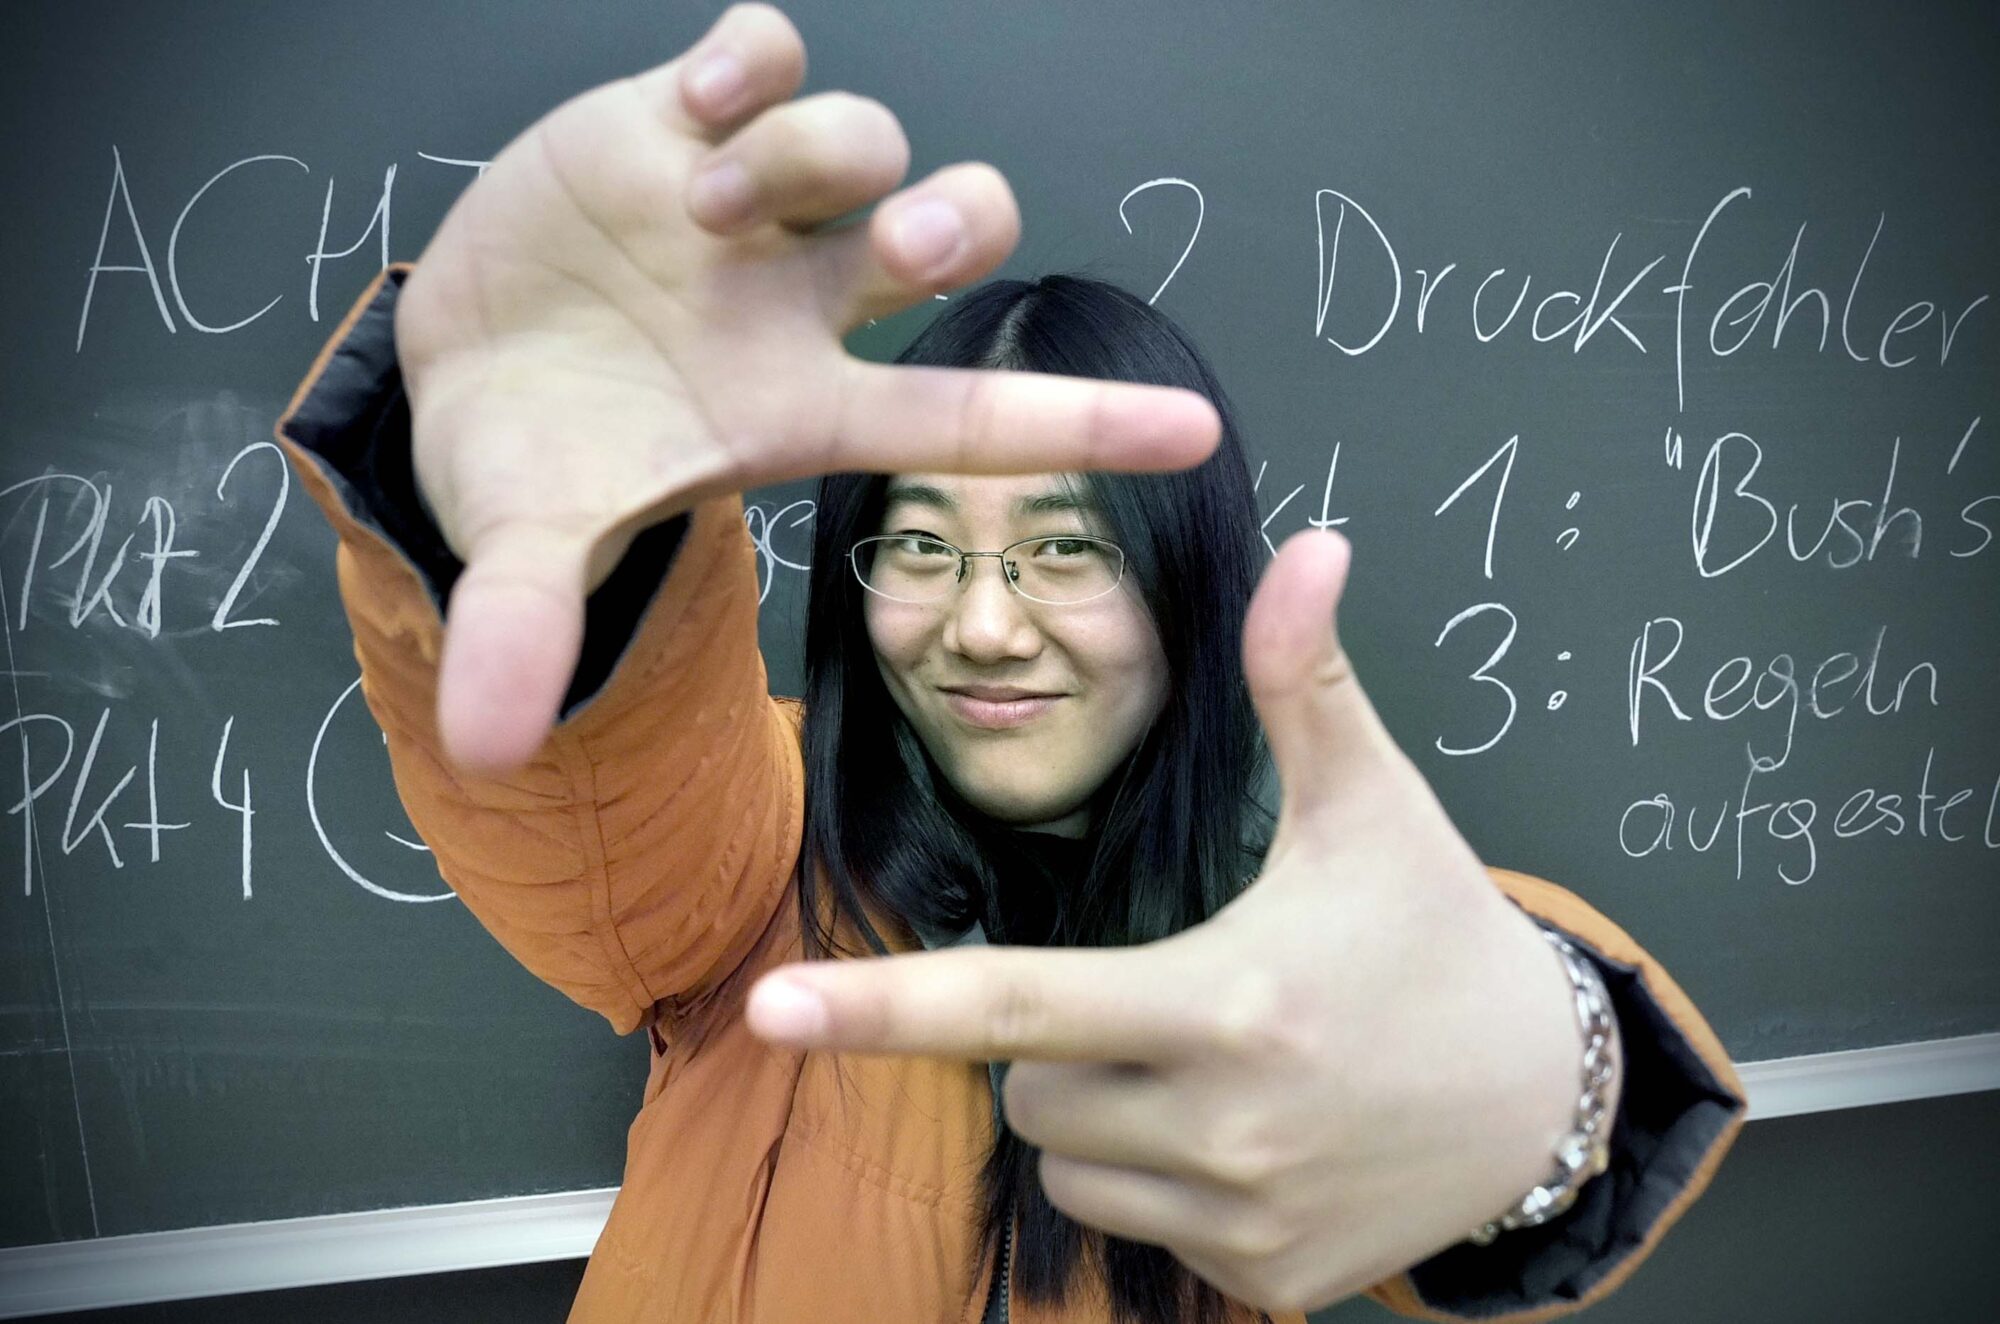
986, 1055, 1013, 1323
999, 1204, 1013, 1323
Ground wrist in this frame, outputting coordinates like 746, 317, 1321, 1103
1468, 917, 1621, 1245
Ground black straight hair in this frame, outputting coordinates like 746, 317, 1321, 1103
794, 273, 1277, 1324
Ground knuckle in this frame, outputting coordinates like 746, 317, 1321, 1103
1078, 383, 1114, 469
1221, 1214, 1297, 1264
933, 161, 1018, 241
721, 2, 792, 48
729, 4, 806, 66
828, 90, 897, 136
1206, 968, 1309, 1061
1036, 1148, 1078, 1202
987, 976, 1053, 1051
753, 99, 813, 163
1315, 642, 1357, 690
953, 372, 995, 465
959, 161, 1016, 211
824, 94, 909, 179
1197, 1110, 1288, 1189
759, 93, 904, 191
1265, 1263, 1325, 1314
997, 1068, 1040, 1136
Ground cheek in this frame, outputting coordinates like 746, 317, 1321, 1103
1125, 646, 1172, 729
864, 599, 908, 663
1120, 596, 1168, 683
865, 600, 930, 695
1079, 605, 1171, 723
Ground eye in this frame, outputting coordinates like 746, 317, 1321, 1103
1035, 538, 1095, 557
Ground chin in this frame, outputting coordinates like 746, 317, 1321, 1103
949, 770, 1083, 827
962, 790, 1067, 826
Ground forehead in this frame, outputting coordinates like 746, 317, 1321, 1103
880, 472, 1099, 519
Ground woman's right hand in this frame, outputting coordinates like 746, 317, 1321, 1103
392, 3, 1220, 777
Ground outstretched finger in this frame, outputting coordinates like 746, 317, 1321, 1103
637, 3, 808, 141
435, 523, 590, 777
818, 357, 1223, 481
685, 90, 912, 236
745, 944, 1203, 1065
819, 161, 1022, 329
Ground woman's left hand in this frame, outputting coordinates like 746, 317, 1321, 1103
743, 528, 1614, 1313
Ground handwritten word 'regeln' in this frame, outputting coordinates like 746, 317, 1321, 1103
1626, 618, 1938, 772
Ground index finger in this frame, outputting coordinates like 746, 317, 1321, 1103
803, 359, 1222, 481
745, 945, 1198, 1065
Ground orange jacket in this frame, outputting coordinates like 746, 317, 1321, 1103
275, 265, 1747, 1323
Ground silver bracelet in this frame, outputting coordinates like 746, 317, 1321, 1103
1466, 923, 1618, 1246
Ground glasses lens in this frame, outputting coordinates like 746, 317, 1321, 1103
850, 536, 1125, 603
1010, 537, 1123, 603
854, 535, 960, 601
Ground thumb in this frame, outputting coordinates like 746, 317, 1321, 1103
436, 522, 589, 776
1240, 527, 1385, 813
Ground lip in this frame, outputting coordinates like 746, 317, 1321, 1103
943, 685, 1062, 701
939, 688, 1065, 730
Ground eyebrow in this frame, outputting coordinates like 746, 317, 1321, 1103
880, 481, 1101, 519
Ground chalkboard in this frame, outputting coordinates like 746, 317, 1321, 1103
4, 0, 1994, 1257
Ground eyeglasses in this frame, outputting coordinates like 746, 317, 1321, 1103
849, 534, 1127, 606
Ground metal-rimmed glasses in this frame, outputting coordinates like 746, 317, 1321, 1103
849, 534, 1128, 606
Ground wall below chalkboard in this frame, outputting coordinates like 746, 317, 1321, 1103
9, 1038, 1997, 1316
30, 1090, 2000, 1324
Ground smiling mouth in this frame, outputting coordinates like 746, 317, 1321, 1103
940, 691, 1065, 730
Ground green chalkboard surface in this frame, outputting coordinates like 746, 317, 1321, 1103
4, 0, 1994, 1253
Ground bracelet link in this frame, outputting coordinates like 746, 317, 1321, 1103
1465, 924, 1618, 1247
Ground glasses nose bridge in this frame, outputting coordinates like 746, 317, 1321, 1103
956, 548, 1018, 586
951, 548, 1030, 608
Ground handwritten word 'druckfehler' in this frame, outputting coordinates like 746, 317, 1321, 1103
1312, 185, 1990, 412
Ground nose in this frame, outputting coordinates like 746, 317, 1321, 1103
942, 554, 1042, 662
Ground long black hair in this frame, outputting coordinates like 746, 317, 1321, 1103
794, 273, 1276, 1323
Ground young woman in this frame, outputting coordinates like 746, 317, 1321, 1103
274, 7, 1746, 1322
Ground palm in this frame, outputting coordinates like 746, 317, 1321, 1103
384, 6, 1227, 775
738, 527, 1593, 1312
396, 78, 851, 579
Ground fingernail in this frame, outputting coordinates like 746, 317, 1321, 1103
686, 50, 746, 115
888, 198, 965, 275
690, 159, 752, 226
750, 978, 828, 1039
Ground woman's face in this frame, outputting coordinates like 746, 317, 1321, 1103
863, 472, 1170, 837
